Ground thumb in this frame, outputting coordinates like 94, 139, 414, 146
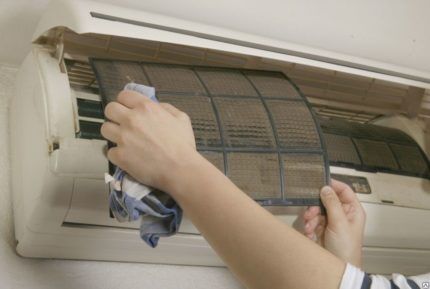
320, 186, 345, 226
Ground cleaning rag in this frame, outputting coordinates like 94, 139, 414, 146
105, 83, 183, 248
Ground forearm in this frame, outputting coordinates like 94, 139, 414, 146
168, 153, 346, 289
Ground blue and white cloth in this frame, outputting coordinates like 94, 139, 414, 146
105, 83, 183, 248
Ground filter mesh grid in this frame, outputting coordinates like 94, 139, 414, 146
324, 133, 361, 165
90, 60, 150, 103
266, 100, 321, 149
144, 64, 206, 95
227, 153, 281, 200
390, 144, 428, 176
283, 154, 325, 199
90, 59, 329, 206
196, 69, 258, 97
245, 71, 301, 99
200, 151, 225, 173
354, 139, 398, 170
321, 118, 430, 179
214, 97, 276, 148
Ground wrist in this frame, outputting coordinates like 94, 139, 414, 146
162, 151, 212, 198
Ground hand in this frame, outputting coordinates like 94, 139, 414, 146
100, 90, 200, 193
296, 179, 366, 267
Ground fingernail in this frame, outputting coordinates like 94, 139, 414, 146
311, 233, 317, 241
321, 186, 332, 196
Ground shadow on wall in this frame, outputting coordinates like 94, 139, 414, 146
422, 122, 430, 195
0, 65, 17, 249
0, 65, 242, 289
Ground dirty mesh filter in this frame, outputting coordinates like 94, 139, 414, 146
354, 139, 398, 170
157, 95, 221, 147
320, 118, 430, 179
214, 97, 276, 148
319, 118, 355, 135
90, 59, 329, 206
227, 153, 281, 200
390, 144, 428, 176
266, 100, 321, 149
244, 71, 301, 99
321, 118, 416, 145
144, 64, 206, 95
283, 154, 325, 199
200, 151, 225, 173
196, 69, 258, 97
89, 61, 150, 103
324, 133, 361, 166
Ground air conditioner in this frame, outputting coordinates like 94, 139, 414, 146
10, 0, 430, 275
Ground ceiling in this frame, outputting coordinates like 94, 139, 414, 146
1, 0, 430, 74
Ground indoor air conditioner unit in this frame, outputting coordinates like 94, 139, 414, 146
10, 0, 430, 275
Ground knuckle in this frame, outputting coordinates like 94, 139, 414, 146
180, 111, 190, 121
106, 148, 117, 162
117, 132, 128, 145
324, 193, 336, 202
138, 99, 155, 109
117, 90, 130, 102
116, 149, 127, 163
104, 102, 116, 118
124, 112, 139, 127
137, 100, 155, 112
108, 148, 127, 166
100, 122, 108, 136
146, 100, 158, 110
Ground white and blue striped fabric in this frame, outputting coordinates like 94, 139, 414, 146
341, 263, 430, 289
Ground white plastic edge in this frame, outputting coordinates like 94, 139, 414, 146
33, 0, 430, 89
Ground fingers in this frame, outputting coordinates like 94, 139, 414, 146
100, 121, 121, 143
332, 179, 366, 224
302, 206, 324, 239
320, 186, 346, 226
104, 102, 130, 124
303, 206, 320, 221
117, 90, 153, 109
107, 147, 123, 167
304, 215, 320, 236
331, 179, 362, 207
292, 209, 307, 234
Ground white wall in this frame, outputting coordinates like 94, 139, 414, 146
0, 64, 243, 289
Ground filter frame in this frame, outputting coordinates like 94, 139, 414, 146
89, 59, 331, 207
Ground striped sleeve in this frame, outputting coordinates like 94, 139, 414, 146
340, 263, 430, 289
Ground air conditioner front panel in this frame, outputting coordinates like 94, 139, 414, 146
33, 0, 430, 89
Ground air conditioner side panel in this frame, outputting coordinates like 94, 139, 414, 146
10, 52, 50, 242
10, 50, 76, 251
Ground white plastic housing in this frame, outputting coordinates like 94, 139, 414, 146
9, 0, 430, 275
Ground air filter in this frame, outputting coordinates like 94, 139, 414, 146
320, 118, 430, 178
323, 133, 361, 166
89, 59, 329, 206
354, 139, 398, 170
